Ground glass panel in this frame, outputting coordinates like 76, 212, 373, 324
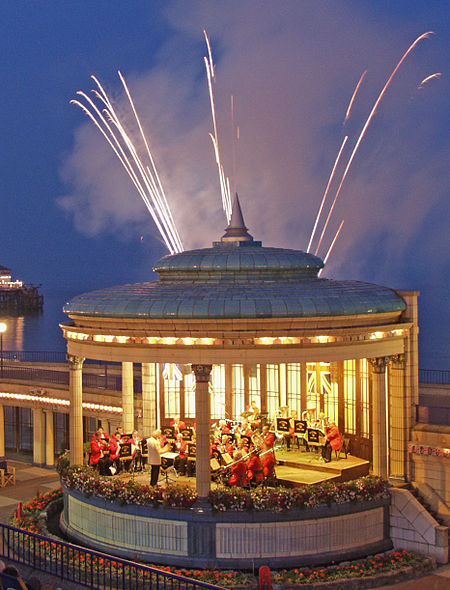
344, 360, 356, 434
184, 371, 196, 418
322, 362, 338, 423
360, 359, 370, 438
306, 362, 320, 413
19, 408, 32, 451
232, 364, 245, 419
287, 363, 301, 416
54, 412, 69, 455
210, 364, 226, 420
4, 406, 17, 450
248, 365, 261, 410
164, 378, 180, 419
266, 364, 279, 420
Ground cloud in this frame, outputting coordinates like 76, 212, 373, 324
58, 1, 448, 351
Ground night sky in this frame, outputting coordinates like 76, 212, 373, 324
0, 1, 448, 367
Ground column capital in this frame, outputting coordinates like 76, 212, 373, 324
192, 364, 212, 382
390, 353, 406, 369
66, 354, 85, 370
368, 356, 391, 373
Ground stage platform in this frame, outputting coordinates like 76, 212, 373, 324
115, 447, 369, 489
274, 448, 370, 487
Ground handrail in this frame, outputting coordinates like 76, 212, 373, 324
419, 369, 450, 385
0, 522, 225, 590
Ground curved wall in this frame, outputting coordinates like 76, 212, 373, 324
61, 488, 391, 568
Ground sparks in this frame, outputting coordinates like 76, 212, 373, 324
72, 73, 183, 254
318, 220, 344, 277
307, 136, 348, 253
203, 29, 232, 221
344, 69, 368, 124
418, 72, 442, 89
314, 31, 434, 256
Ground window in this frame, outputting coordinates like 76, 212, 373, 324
210, 364, 226, 420
164, 378, 180, 419
360, 359, 370, 438
344, 360, 356, 434
306, 362, 320, 413
266, 364, 279, 419
323, 363, 338, 423
248, 365, 261, 410
184, 370, 196, 418
287, 363, 301, 415
232, 364, 245, 419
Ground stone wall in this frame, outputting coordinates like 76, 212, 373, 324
390, 487, 448, 564
61, 488, 391, 569
410, 423, 450, 525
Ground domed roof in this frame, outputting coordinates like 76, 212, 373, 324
64, 197, 405, 321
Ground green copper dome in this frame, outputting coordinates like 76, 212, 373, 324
63, 195, 406, 320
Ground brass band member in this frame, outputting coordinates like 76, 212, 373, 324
89, 430, 110, 475
146, 430, 170, 486
128, 430, 143, 471
260, 425, 275, 450
170, 415, 186, 433
285, 409, 298, 450
174, 433, 188, 476
227, 451, 248, 487
247, 450, 264, 485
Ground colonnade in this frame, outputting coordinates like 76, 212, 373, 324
65, 352, 408, 496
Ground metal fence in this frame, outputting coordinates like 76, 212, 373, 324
419, 369, 450, 385
0, 523, 224, 590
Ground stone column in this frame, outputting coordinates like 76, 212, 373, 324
0, 405, 5, 458
389, 354, 406, 481
369, 357, 390, 479
142, 362, 157, 436
32, 408, 46, 466
44, 410, 55, 467
122, 362, 134, 433
67, 354, 85, 465
192, 364, 212, 499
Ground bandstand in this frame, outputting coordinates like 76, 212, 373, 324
61, 196, 419, 498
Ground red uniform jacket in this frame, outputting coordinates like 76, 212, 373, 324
90, 439, 104, 465
228, 461, 248, 487
325, 424, 342, 450
247, 454, 264, 482
109, 435, 119, 460
261, 450, 276, 478
262, 432, 275, 448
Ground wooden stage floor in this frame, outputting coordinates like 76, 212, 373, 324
116, 448, 370, 489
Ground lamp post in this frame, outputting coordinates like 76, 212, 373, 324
0, 322, 6, 378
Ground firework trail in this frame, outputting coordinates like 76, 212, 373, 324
314, 31, 434, 257
344, 69, 368, 124
318, 219, 344, 277
307, 135, 348, 253
203, 29, 232, 221
71, 73, 183, 254
418, 72, 442, 89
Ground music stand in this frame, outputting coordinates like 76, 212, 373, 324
159, 452, 179, 483
276, 418, 289, 433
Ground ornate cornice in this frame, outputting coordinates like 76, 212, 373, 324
390, 353, 406, 369
368, 356, 391, 373
191, 364, 212, 382
66, 354, 85, 370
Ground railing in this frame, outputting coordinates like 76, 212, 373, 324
2, 351, 120, 366
0, 365, 142, 393
419, 369, 450, 385
0, 523, 224, 590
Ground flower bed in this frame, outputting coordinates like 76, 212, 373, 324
12, 493, 434, 589
57, 453, 387, 512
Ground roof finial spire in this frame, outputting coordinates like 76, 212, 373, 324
221, 193, 254, 243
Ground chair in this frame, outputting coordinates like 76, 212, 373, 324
0, 461, 16, 487
335, 438, 350, 460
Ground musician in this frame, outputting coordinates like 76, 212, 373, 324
108, 433, 121, 475
302, 402, 317, 427
128, 430, 143, 471
227, 451, 248, 487
219, 434, 235, 456
260, 425, 275, 450
174, 433, 188, 476
261, 448, 276, 480
170, 416, 186, 433
237, 437, 250, 455
114, 426, 124, 440
237, 418, 253, 438
146, 430, 169, 486
248, 400, 261, 428
284, 409, 298, 450
97, 426, 110, 441
89, 430, 109, 475
187, 435, 197, 477
218, 419, 232, 436
246, 450, 264, 486
321, 418, 342, 463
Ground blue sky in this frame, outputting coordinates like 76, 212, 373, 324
0, 1, 448, 367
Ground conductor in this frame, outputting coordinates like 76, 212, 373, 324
146, 430, 169, 486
